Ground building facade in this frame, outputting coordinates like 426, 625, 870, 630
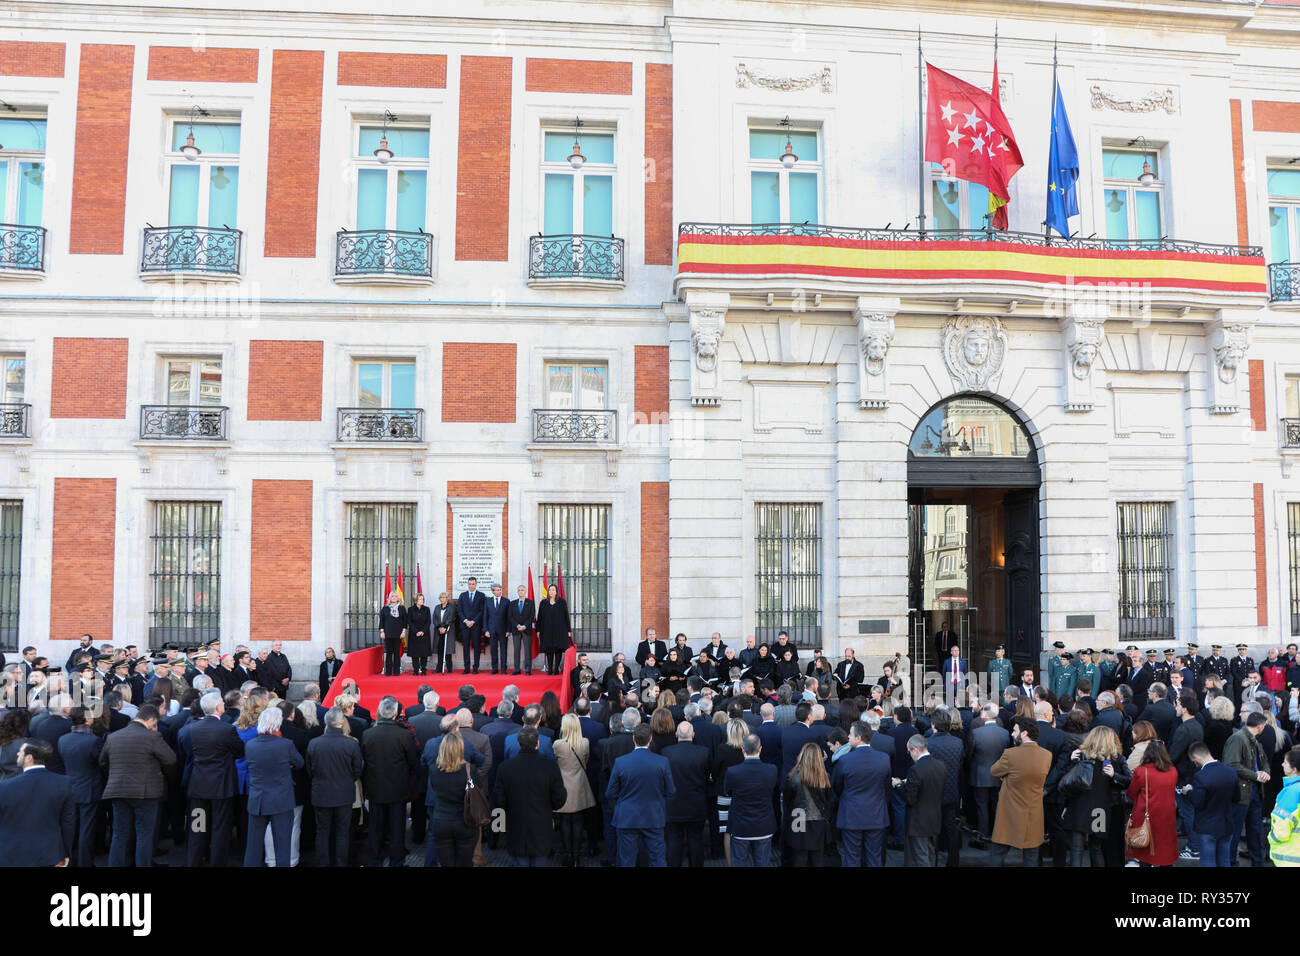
3, 0, 1300, 677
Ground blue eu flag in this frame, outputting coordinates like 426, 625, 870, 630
1045, 80, 1079, 238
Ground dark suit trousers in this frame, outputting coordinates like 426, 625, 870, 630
382, 638, 402, 676
511, 631, 530, 672
666, 820, 704, 868
617, 827, 666, 867
186, 796, 235, 867
461, 630, 481, 671
108, 799, 159, 868
315, 805, 351, 867
838, 828, 885, 867
74, 800, 100, 868
489, 631, 508, 672
991, 842, 1039, 866
410, 792, 427, 844
939, 802, 962, 866
972, 786, 998, 839
1044, 799, 1068, 866
244, 810, 292, 868
368, 800, 407, 866
907, 835, 937, 867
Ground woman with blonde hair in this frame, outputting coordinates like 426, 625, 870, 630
554, 713, 595, 866
714, 717, 750, 865
1061, 725, 1131, 867
784, 741, 833, 866
427, 731, 478, 866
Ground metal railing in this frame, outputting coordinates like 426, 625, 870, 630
139, 405, 228, 440
1283, 418, 1300, 449
140, 225, 242, 275
529, 234, 625, 281
531, 408, 617, 443
0, 403, 31, 438
335, 229, 433, 279
678, 221, 1262, 258
1270, 262, 1300, 302
0, 224, 46, 272
336, 407, 425, 442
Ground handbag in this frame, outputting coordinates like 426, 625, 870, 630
1059, 756, 1094, 797
463, 764, 491, 828
1125, 769, 1152, 850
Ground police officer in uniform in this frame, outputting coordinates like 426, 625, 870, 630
1098, 648, 1118, 692
1046, 641, 1068, 695
1186, 642, 1205, 694
1229, 643, 1255, 704
987, 644, 1012, 699
1075, 648, 1100, 697
1152, 648, 1172, 686
1204, 644, 1230, 695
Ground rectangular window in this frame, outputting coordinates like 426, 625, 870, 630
1268, 167, 1300, 265
755, 503, 822, 647
1102, 146, 1162, 243
541, 128, 615, 236
0, 115, 46, 270
167, 120, 240, 227
163, 357, 222, 406
150, 501, 221, 647
0, 501, 19, 651
1289, 503, 1300, 636
930, 165, 992, 232
355, 360, 416, 409
748, 125, 821, 224
355, 122, 429, 232
538, 504, 611, 650
1116, 502, 1175, 638
344, 503, 417, 651
1, 354, 24, 405
543, 362, 607, 410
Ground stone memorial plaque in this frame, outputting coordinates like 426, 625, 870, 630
451, 500, 503, 595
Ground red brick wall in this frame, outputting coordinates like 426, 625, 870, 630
69, 44, 134, 255
148, 46, 259, 83
1230, 100, 1249, 248
641, 481, 669, 641
0, 41, 65, 76
1253, 100, 1300, 133
525, 58, 632, 95
264, 50, 323, 258
246, 340, 323, 421
338, 52, 446, 88
51, 478, 116, 640
1249, 359, 1266, 432
644, 63, 674, 266
446, 481, 509, 593
1254, 483, 1268, 627
250, 480, 313, 641
441, 342, 515, 422
635, 345, 668, 424
50, 337, 127, 418
455, 56, 512, 261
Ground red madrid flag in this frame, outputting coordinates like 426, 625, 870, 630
924, 62, 1023, 229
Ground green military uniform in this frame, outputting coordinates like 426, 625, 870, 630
1075, 654, 1100, 696
987, 651, 1012, 699
1099, 651, 1118, 692
1051, 654, 1078, 699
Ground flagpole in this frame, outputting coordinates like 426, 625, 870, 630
1046, 36, 1057, 241
917, 27, 926, 237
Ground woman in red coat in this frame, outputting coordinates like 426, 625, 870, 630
1126, 740, 1179, 866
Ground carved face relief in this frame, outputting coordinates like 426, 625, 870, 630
1070, 342, 1098, 380
692, 329, 720, 372
962, 330, 991, 367
942, 316, 1008, 391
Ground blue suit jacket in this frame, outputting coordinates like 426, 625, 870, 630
244, 734, 304, 816
605, 746, 676, 829
57, 730, 104, 803
755, 721, 783, 770
456, 590, 487, 635
505, 731, 554, 760
1189, 760, 1239, 838
483, 594, 510, 637
0, 768, 76, 866
779, 721, 825, 781
831, 744, 892, 831
181, 715, 245, 799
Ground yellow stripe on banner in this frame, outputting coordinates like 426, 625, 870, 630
676, 237, 1264, 287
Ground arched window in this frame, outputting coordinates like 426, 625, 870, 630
909, 396, 1034, 460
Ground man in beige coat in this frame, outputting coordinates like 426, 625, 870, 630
989, 716, 1053, 866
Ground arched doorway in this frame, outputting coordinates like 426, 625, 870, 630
906, 395, 1041, 676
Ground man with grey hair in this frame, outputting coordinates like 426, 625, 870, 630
243, 706, 301, 867
360, 695, 418, 867
501, 684, 522, 724
967, 702, 1009, 848
31, 693, 74, 774
596, 705, 641, 865
307, 706, 362, 866
895, 734, 944, 868
178, 689, 244, 867
719, 733, 777, 867
664, 720, 712, 867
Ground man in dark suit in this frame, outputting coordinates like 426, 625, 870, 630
1185, 741, 1239, 866
1128, 649, 1155, 711
1035, 700, 1070, 866
405, 685, 433, 720
933, 621, 957, 665
663, 721, 712, 867
361, 695, 419, 866
635, 627, 668, 668
492, 727, 567, 866
834, 648, 865, 700
306, 707, 363, 867
483, 583, 510, 675
1138, 682, 1177, 744
456, 577, 487, 674
940, 645, 969, 707
755, 703, 783, 773
887, 705, 921, 847
598, 710, 640, 866
178, 690, 245, 867
480, 701, 520, 794
779, 702, 824, 781
605, 723, 676, 867
966, 702, 1009, 843
243, 709, 304, 868
56, 708, 103, 867
408, 691, 446, 749
896, 734, 945, 867
926, 708, 966, 866
0, 739, 75, 866
378, 590, 408, 677
720, 734, 779, 866
832, 721, 892, 866
32, 693, 73, 774
99, 704, 176, 868
506, 585, 535, 675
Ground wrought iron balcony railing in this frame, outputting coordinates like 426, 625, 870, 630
0, 403, 31, 437
335, 230, 433, 279
337, 407, 425, 442
1270, 262, 1300, 302
532, 408, 617, 443
140, 225, 242, 276
529, 234, 625, 282
0, 224, 46, 272
1283, 418, 1300, 449
139, 405, 228, 440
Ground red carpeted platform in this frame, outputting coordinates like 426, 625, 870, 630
322, 645, 576, 713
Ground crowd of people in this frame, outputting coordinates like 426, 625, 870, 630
1, 627, 1298, 868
